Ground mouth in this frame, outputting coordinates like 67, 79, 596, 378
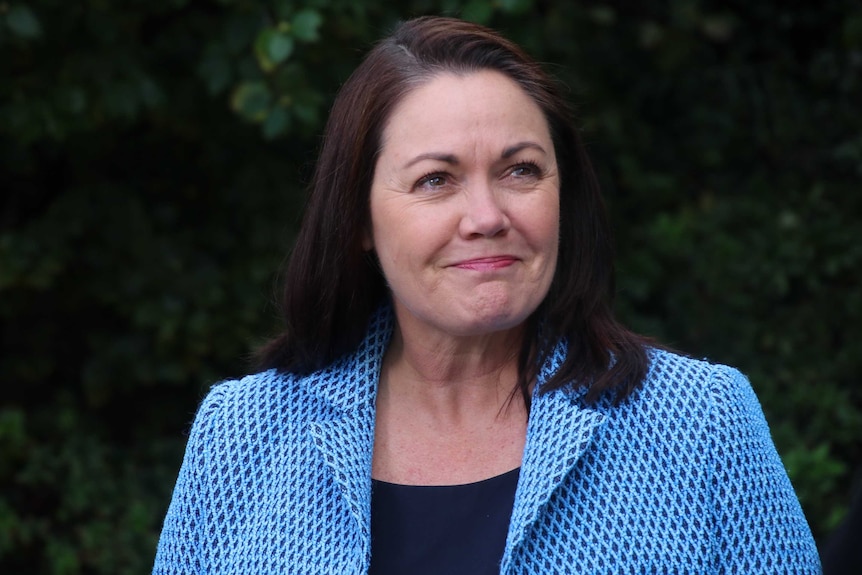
451, 256, 519, 271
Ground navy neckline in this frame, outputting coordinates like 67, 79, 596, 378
371, 466, 520, 489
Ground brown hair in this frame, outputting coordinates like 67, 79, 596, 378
258, 16, 651, 404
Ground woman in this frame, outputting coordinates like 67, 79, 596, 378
154, 16, 821, 574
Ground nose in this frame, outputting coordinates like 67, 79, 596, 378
458, 180, 510, 239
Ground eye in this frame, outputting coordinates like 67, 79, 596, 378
415, 172, 449, 190
509, 161, 541, 178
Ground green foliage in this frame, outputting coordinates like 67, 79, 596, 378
5, 4, 43, 39
2, 0, 859, 571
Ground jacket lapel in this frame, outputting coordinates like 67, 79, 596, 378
305, 309, 393, 570
308, 412, 375, 566
302, 313, 608, 572
502, 342, 609, 568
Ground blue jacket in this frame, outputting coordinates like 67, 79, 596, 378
154, 310, 821, 573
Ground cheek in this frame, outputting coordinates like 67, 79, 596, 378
524, 195, 560, 253
370, 214, 410, 281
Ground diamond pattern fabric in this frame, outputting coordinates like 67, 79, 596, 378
154, 309, 820, 573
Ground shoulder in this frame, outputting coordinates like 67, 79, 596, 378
640, 347, 755, 406
187, 369, 304, 438
190, 353, 372, 437
632, 348, 772, 445
607, 348, 766, 438
201, 368, 298, 412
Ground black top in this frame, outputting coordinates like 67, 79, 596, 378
369, 468, 520, 575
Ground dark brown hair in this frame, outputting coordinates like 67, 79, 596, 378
258, 16, 651, 404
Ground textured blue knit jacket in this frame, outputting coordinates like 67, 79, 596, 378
154, 310, 821, 574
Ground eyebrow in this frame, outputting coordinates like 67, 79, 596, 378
401, 141, 548, 170
403, 152, 459, 169
502, 141, 548, 158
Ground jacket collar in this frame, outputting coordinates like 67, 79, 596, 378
303, 307, 393, 572
303, 309, 608, 572
502, 342, 608, 568
304, 307, 394, 412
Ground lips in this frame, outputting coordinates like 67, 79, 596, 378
451, 256, 518, 271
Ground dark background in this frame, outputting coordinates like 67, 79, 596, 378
2, 0, 860, 572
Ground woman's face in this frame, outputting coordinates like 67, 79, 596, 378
366, 70, 560, 340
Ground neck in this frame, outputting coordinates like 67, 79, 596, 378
372, 311, 532, 484
378, 322, 527, 424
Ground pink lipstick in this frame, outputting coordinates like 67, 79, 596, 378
453, 256, 517, 271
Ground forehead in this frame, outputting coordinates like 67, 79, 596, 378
378, 70, 553, 156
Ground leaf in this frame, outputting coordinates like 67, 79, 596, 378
6, 4, 43, 39
292, 101, 317, 125
198, 47, 232, 95
497, 0, 533, 14
230, 81, 271, 122
700, 14, 735, 42
844, 14, 862, 48
589, 5, 616, 25
461, 0, 494, 24
262, 106, 290, 139
292, 9, 322, 43
254, 28, 294, 72
0, 408, 26, 449
58, 87, 87, 114
272, 0, 293, 21
137, 74, 164, 108
268, 32, 294, 64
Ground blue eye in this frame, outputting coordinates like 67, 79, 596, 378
510, 162, 540, 177
417, 173, 448, 189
